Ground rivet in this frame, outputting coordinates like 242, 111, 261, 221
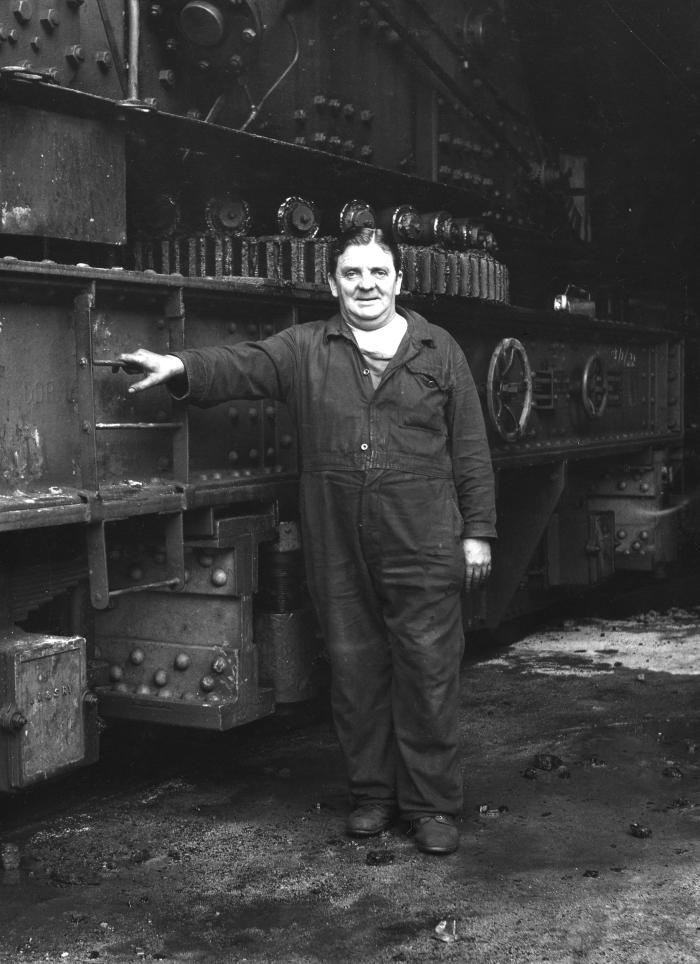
130, 648, 145, 665
153, 669, 168, 687
136, 684, 152, 696
174, 653, 191, 670
109, 665, 124, 682
211, 568, 227, 587
200, 675, 215, 692
211, 656, 227, 674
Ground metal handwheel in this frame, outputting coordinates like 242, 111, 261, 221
581, 352, 608, 418
486, 338, 533, 442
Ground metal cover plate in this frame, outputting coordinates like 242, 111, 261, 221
15, 639, 85, 784
0, 104, 126, 244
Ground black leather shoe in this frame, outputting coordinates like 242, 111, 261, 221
409, 815, 459, 854
346, 802, 397, 837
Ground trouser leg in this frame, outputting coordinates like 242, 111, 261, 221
301, 473, 397, 805
384, 578, 465, 818
362, 472, 466, 818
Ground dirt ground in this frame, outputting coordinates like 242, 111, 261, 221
1, 604, 699, 964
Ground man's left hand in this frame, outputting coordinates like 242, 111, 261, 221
462, 538, 492, 589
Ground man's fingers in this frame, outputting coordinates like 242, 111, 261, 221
466, 563, 492, 586
128, 374, 161, 394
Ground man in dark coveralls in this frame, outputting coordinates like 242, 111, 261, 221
120, 227, 496, 856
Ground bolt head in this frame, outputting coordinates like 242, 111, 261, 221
65, 44, 85, 67
12, 0, 33, 26
211, 656, 227, 674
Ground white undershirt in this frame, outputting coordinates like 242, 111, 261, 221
347, 314, 408, 389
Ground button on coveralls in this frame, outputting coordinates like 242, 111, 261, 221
174, 307, 496, 818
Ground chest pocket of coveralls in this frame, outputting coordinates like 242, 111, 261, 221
400, 361, 450, 434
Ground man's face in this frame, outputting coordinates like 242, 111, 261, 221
328, 241, 403, 330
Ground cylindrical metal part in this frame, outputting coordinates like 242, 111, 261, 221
376, 205, 422, 244
127, 0, 141, 102
416, 210, 453, 246
339, 199, 376, 232
254, 609, 322, 703
204, 196, 251, 236
449, 218, 482, 250
276, 196, 320, 238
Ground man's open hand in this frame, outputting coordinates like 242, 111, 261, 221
117, 350, 185, 394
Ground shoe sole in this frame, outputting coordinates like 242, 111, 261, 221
415, 843, 458, 855
346, 822, 394, 838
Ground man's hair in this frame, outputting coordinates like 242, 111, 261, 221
327, 226, 402, 276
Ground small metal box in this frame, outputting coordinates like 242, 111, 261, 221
0, 631, 99, 792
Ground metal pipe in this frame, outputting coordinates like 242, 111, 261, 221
126, 0, 141, 103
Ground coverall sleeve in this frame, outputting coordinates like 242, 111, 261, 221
169, 329, 298, 407
446, 341, 497, 541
